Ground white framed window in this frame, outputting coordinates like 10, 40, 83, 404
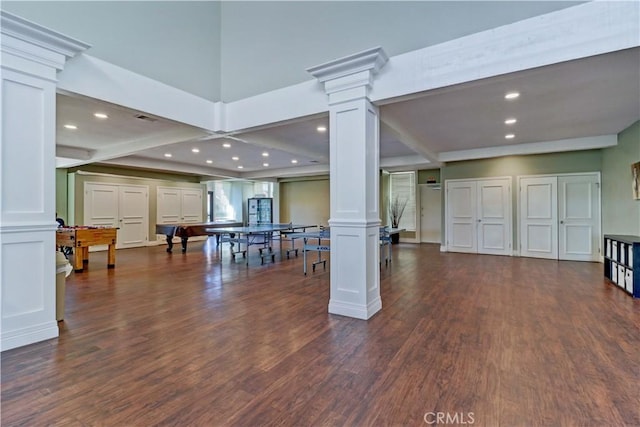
389, 171, 416, 231
212, 181, 236, 221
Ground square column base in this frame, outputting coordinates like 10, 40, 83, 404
328, 297, 382, 320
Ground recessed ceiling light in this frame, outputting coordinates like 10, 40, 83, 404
263, 163, 269, 167
505, 92, 520, 100
94, 113, 108, 119
222, 143, 231, 148
232, 156, 239, 161
237, 165, 244, 169
505, 118, 517, 125
192, 148, 200, 153
291, 159, 298, 164
164, 153, 172, 158
206, 159, 213, 164
505, 134, 515, 139
64, 124, 77, 130
317, 126, 327, 132
262, 152, 269, 157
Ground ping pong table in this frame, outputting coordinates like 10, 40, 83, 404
291, 226, 404, 275
205, 223, 317, 266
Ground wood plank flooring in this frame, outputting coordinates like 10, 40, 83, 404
2, 240, 639, 426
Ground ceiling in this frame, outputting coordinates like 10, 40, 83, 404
56, 47, 640, 180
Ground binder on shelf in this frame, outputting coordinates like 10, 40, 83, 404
625, 269, 633, 293
612, 241, 618, 261
606, 239, 611, 257
618, 265, 626, 288
620, 243, 626, 265
629, 246, 633, 266
612, 262, 618, 283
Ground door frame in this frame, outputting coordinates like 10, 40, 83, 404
418, 183, 442, 244
516, 172, 601, 259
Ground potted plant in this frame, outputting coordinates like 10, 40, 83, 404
388, 195, 407, 244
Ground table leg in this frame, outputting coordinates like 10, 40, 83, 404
73, 247, 84, 272
82, 247, 89, 264
107, 243, 116, 268
181, 237, 188, 253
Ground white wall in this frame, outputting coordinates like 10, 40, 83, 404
219, 1, 581, 101
2, 1, 222, 101
1, 1, 580, 103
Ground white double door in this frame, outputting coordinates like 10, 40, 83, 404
446, 178, 511, 255
156, 187, 203, 225
519, 173, 600, 261
84, 183, 149, 249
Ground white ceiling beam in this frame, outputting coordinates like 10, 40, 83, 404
438, 135, 618, 163
380, 117, 440, 165
99, 156, 241, 179
223, 1, 639, 133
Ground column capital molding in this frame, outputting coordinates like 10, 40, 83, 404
1, 11, 90, 70
307, 46, 388, 96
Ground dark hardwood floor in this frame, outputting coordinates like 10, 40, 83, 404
2, 240, 639, 426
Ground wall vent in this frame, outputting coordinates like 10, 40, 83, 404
135, 114, 157, 122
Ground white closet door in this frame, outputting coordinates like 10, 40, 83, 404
181, 189, 203, 223
446, 181, 477, 253
477, 179, 511, 256
84, 183, 119, 227
520, 177, 558, 259
558, 174, 600, 261
118, 186, 148, 249
157, 187, 182, 224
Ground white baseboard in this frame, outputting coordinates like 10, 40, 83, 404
1, 321, 58, 352
440, 245, 447, 252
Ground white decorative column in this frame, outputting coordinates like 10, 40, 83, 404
1, 12, 89, 351
307, 47, 388, 320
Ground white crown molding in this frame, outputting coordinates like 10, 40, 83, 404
1, 11, 90, 69
438, 135, 618, 163
306, 46, 389, 84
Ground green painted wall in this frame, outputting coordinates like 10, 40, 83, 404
440, 150, 603, 245
442, 150, 602, 180
602, 121, 640, 236
418, 169, 441, 184
55, 169, 68, 223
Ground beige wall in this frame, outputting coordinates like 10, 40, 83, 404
602, 120, 640, 236
279, 178, 330, 227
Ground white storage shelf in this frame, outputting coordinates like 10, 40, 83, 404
604, 235, 639, 298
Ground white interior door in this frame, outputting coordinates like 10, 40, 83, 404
446, 181, 477, 253
118, 186, 148, 249
420, 185, 442, 243
157, 187, 181, 224
84, 183, 118, 227
181, 189, 203, 223
477, 179, 511, 255
558, 174, 600, 261
520, 177, 558, 259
